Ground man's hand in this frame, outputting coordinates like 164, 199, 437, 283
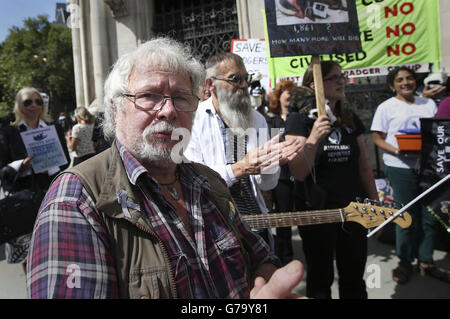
422, 84, 446, 99
250, 260, 306, 299
231, 133, 295, 178
20, 155, 34, 172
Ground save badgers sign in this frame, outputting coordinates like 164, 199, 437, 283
421, 118, 450, 182
420, 117, 450, 236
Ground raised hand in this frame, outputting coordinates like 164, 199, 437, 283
250, 260, 307, 299
308, 115, 331, 145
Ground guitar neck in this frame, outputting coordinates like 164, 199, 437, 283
241, 209, 346, 229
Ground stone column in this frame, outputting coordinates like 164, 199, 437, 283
237, 0, 251, 39
68, 0, 85, 107
78, 0, 91, 107
90, 0, 110, 109
236, 0, 266, 39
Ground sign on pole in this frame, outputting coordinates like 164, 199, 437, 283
265, 0, 441, 85
264, 0, 362, 115
264, 0, 362, 57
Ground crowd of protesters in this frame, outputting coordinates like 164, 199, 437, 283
1, 38, 449, 299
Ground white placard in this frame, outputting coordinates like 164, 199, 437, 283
20, 125, 68, 174
231, 39, 271, 91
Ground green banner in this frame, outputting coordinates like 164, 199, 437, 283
265, 0, 441, 86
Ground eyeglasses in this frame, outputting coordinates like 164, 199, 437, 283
212, 74, 250, 85
323, 74, 347, 83
122, 92, 199, 112
23, 99, 44, 107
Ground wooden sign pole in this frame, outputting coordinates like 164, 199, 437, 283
311, 55, 326, 117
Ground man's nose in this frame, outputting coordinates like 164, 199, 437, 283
239, 79, 249, 89
156, 97, 177, 122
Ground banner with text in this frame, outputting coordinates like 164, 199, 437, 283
264, 0, 362, 57
265, 0, 441, 85
231, 39, 270, 93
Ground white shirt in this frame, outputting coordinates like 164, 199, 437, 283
370, 96, 437, 169
71, 123, 95, 157
184, 97, 280, 214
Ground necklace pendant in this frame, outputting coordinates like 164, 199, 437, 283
168, 185, 179, 201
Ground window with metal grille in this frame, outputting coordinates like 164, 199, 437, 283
153, 0, 239, 63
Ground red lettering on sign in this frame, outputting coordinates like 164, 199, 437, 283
386, 22, 416, 38
385, 2, 414, 18
387, 43, 416, 57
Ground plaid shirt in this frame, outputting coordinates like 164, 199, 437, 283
27, 140, 279, 298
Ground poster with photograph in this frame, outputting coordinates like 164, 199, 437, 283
265, 0, 441, 86
264, 0, 362, 57
20, 125, 68, 174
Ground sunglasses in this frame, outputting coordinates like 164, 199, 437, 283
212, 74, 250, 85
23, 99, 44, 107
323, 74, 347, 83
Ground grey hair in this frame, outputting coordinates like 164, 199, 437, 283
205, 52, 245, 78
102, 37, 205, 140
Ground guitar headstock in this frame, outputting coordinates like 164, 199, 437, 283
343, 201, 412, 229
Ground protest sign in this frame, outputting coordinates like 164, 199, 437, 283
264, 0, 362, 57
231, 39, 270, 92
265, 0, 441, 85
20, 125, 68, 174
265, 0, 363, 115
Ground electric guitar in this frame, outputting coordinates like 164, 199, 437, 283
241, 202, 412, 230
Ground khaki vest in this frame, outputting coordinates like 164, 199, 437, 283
65, 145, 250, 299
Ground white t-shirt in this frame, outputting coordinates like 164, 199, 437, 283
370, 96, 437, 169
71, 123, 95, 158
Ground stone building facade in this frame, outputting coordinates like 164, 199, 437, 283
68, 0, 450, 113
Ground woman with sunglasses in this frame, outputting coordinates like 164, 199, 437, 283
284, 60, 378, 298
371, 67, 450, 285
0, 87, 70, 271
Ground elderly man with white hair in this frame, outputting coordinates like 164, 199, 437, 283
26, 38, 304, 299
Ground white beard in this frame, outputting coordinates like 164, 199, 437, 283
132, 121, 182, 166
216, 84, 253, 133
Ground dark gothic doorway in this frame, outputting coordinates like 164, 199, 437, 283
153, 0, 239, 63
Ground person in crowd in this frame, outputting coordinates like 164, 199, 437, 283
371, 66, 450, 284
284, 60, 378, 298
265, 80, 296, 265
184, 52, 299, 251
66, 106, 97, 166
248, 72, 269, 116
0, 113, 15, 129
57, 111, 74, 135
435, 96, 450, 118
421, 71, 448, 105
0, 87, 70, 273
26, 38, 305, 299
91, 111, 112, 154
